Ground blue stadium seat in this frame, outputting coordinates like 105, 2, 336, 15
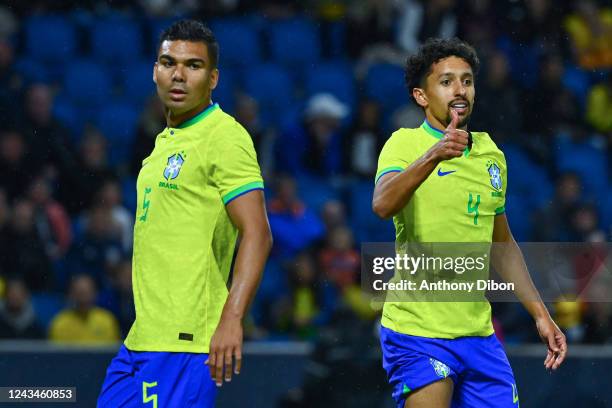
268, 18, 320, 73
305, 61, 356, 112
30, 292, 65, 331
555, 136, 608, 198
562, 65, 590, 106
120, 60, 156, 106
501, 143, 553, 210
91, 17, 144, 63
25, 15, 76, 63
121, 176, 137, 213
349, 181, 395, 244
148, 16, 186, 55
295, 174, 339, 213
210, 18, 262, 69
13, 57, 50, 84
94, 103, 140, 166
599, 187, 612, 231
243, 63, 294, 127
52, 96, 87, 142
63, 59, 112, 108
505, 193, 531, 242
365, 63, 409, 114
213, 67, 237, 114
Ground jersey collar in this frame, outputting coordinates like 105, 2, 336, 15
173, 102, 219, 129
421, 119, 471, 157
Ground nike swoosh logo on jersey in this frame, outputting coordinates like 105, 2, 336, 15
437, 168, 456, 176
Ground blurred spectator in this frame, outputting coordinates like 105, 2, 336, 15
277, 93, 348, 177
456, 0, 498, 51
345, 0, 399, 59
0, 37, 21, 121
564, 0, 612, 70
0, 278, 44, 339
553, 298, 585, 343
343, 99, 384, 178
278, 252, 329, 339
319, 226, 378, 321
68, 204, 124, 287
319, 226, 359, 289
1, 199, 52, 290
49, 274, 120, 344
320, 199, 347, 232
397, 0, 457, 54
268, 175, 325, 259
522, 54, 580, 162
0, 189, 9, 267
20, 83, 77, 183
234, 94, 275, 175
586, 75, 612, 134
533, 172, 582, 241
95, 180, 133, 251
569, 204, 604, 242
0, 129, 33, 199
98, 259, 135, 337
27, 175, 72, 260
62, 127, 117, 214
129, 97, 165, 178
470, 51, 521, 144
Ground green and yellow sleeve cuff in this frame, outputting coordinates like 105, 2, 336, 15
222, 181, 265, 205
375, 166, 403, 184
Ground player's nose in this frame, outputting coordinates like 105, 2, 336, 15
172, 65, 186, 82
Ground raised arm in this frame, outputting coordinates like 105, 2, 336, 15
373, 110, 469, 219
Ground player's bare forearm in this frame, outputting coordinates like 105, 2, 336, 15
207, 189, 272, 386
491, 214, 548, 318
373, 110, 469, 219
492, 213, 567, 369
372, 152, 440, 219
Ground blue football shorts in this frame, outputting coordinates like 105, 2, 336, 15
97, 344, 216, 408
380, 325, 519, 408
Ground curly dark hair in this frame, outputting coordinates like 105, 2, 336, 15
158, 19, 219, 68
405, 37, 480, 105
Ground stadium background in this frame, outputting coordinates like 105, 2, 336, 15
0, 0, 611, 406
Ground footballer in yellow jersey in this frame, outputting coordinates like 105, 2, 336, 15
98, 20, 272, 408
372, 38, 567, 408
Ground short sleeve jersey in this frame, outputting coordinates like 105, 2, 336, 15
124, 103, 264, 353
375, 120, 507, 338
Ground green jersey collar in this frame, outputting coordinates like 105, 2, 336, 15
422, 119, 444, 139
174, 103, 219, 129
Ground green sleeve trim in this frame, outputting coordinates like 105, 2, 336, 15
222, 181, 264, 204
375, 166, 403, 184
495, 205, 505, 215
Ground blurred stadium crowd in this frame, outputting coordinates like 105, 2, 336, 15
0, 0, 610, 347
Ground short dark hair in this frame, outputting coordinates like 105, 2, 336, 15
405, 37, 480, 104
158, 19, 219, 68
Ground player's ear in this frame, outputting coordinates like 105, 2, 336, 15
413, 88, 428, 108
153, 62, 158, 84
209, 68, 219, 91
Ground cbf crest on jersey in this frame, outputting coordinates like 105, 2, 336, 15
163, 153, 185, 180
487, 160, 502, 191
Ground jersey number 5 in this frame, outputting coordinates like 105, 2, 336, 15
143, 381, 158, 408
139, 187, 152, 222
467, 193, 480, 225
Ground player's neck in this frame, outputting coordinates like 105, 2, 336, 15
166, 99, 212, 128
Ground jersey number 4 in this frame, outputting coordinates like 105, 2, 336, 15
467, 193, 480, 225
